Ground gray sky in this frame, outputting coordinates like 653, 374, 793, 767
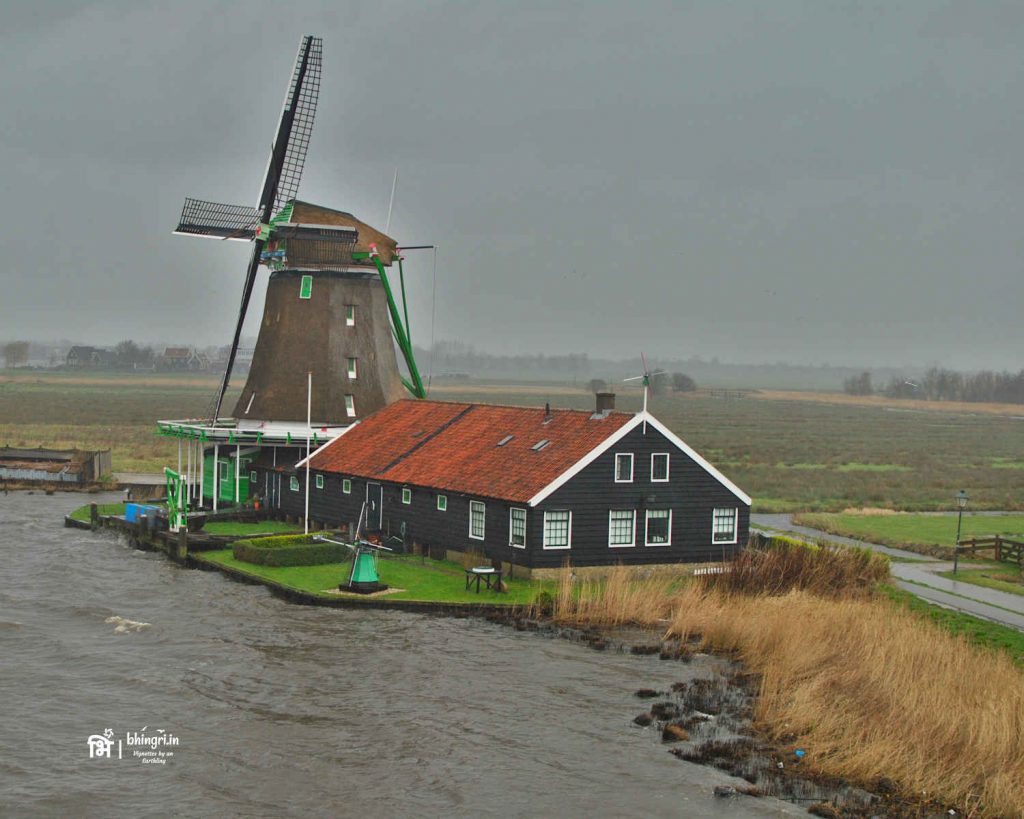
1, 0, 1022, 369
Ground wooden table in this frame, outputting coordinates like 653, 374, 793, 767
465, 566, 503, 593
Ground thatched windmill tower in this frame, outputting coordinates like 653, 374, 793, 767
160, 35, 428, 510
173, 35, 425, 427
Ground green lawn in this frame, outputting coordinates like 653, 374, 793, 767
938, 568, 1024, 598
200, 549, 551, 605
69, 502, 126, 522
795, 512, 1024, 551
202, 520, 301, 536
879, 584, 1024, 664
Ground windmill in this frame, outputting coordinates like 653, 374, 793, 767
314, 502, 391, 593
174, 35, 426, 429
623, 353, 665, 417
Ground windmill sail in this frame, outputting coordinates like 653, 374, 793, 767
210, 34, 323, 424
257, 35, 322, 217
174, 198, 261, 240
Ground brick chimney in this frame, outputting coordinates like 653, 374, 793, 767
595, 392, 616, 414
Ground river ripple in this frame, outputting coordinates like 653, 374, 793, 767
0, 492, 803, 818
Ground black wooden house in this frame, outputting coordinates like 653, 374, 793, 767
253, 397, 750, 569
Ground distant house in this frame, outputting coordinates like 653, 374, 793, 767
254, 396, 751, 571
65, 346, 115, 369
160, 347, 209, 371
66, 346, 100, 368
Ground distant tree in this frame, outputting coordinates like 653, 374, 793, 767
113, 339, 154, 370
843, 371, 873, 396
587, 378, 607, 394
671, 372, 697, 392
3, 341, 29, 368
883, 376, 918, 399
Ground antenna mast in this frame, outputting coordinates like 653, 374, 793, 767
385, 168, 398, 234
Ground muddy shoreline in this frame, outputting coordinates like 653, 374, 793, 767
481, 610, 964, 818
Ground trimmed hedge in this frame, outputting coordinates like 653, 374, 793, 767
233, 533, 351, 567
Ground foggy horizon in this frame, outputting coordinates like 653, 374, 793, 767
2, 1, 1022, 372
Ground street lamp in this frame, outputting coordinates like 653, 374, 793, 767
953, 489, 969, 574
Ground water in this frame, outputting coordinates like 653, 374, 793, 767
0, 492, 804, 818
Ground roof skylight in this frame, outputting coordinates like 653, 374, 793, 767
531, 439, 551, 451
497, 435, 514, 447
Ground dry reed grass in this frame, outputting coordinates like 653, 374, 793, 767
702, 535, 890, 598
540, 542, 1023, 815
545, 564, 678, 627
669, 588, 1024, 817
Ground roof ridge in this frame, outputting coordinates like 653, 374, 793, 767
402, 397, 634, 417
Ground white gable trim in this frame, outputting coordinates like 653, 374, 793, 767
640, 413, 751, 506
294, 421, 360, 468
527, 411, 751, 507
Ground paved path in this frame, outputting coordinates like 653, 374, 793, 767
752, 513, 1024, 632
113, 472, 165, 486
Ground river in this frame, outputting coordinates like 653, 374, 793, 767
0, 492, 804, 818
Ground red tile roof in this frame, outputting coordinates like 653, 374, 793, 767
307, 399, 635, 502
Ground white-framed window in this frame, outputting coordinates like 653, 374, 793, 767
437, 494, 447, 512
289, 476, 299, 492
712, 507, 739, 544
651, 452, 670, 482
218, 461, 230, 482
299, 274, 313, 299
614, 452, 633, 483
542, 510, 572, 549
469, 500, 486, 540
315, 474, 324, 490
347, 357, 357, 379
345, 305, 355, 326
345, 395, 356, 417
510, 507, 526, 548
342, 478, 351, 494
608, 509, 636, 547
402, 487, 412, 505
645, 509, 672, 546
249, 470, 257, 484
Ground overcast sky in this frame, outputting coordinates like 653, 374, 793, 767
1, 1, 1021, 369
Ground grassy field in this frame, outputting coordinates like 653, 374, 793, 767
5, 370, 1024, 511
936, 568, 1024, 597
0, 372, 238, 473
794, 512, 1024, 550
201, 549, 549, 604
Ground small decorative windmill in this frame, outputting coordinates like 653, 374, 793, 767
174, 35, 426, 427
623, 353, 665, 431
314, 502, 391, 593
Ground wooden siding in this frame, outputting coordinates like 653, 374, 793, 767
529, 423, 749, 568
255, 467, 530, 568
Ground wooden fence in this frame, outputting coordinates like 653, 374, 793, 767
957, 536, 1024, 567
